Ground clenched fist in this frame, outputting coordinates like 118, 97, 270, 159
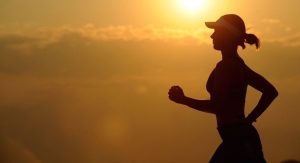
168, 85, 185, 104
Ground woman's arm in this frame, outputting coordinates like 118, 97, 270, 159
168, 86, 215, 114
245, 66, 279, 123
181, 97, 215, 114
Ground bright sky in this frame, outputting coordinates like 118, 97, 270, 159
1, 0, 299, 28
1, 1, 300, 163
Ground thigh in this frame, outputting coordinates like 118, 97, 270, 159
210, 131, 266, 162
238, 138, 267, 163
238, 125, 266, 162
209, 142, 231, 163
210, 141, 266, 163
212, 125, 267, 163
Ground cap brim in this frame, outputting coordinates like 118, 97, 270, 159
205, 22, 219, 29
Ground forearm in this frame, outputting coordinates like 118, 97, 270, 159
181, 96, 215, 114
246, 91, 278, 123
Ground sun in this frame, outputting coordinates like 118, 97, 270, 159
178, 0, 209, 15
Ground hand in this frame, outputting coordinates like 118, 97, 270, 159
168, 85, 185, 104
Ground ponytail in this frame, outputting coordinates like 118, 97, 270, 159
244, 33, 260, 49
238, 33, 260, 49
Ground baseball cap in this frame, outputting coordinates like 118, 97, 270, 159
205, 14, 246, 36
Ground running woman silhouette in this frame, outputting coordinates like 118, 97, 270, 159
168, 14, 278, 163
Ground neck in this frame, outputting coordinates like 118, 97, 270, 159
221, 47, 239, 60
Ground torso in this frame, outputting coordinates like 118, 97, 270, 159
206, 57, 248, 127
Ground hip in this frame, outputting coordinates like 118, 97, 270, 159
217, 123, 261, 143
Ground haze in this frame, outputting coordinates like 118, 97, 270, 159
0, 0, 300, 162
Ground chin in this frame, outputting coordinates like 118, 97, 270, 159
213, 44, 222, 50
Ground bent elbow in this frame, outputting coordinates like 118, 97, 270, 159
267, 87, 278, 99
273, 89, 279, 98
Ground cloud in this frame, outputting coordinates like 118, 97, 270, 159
1, 23, 300, 58
0, 24, 300, 163
0, 24, 299, 79
261, 18, 292, 32
261, 18, 281, 24
0, 25, 216, 78
259, 18, 299, 46
266, 33, 300, 47
0, 24, 211, 50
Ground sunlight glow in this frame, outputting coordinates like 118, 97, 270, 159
178, 0, 209, 15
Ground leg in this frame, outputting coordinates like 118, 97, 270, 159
209, 142, 228, 163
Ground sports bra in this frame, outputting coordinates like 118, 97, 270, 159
206, 57, 247, 96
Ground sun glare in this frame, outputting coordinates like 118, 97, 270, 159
178, 0, 209, 15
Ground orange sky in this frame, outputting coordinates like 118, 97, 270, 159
0, 0, 300, 163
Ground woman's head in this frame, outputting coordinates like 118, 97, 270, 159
205, 14, 260, 51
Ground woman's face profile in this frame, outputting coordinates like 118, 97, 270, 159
210, 27, 235, 51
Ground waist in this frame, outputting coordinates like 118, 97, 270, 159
217, 121, 249, 129
217, 123, 258, 141
216, 113, 246, 127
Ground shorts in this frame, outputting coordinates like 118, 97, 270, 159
209, 123, 267, 163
